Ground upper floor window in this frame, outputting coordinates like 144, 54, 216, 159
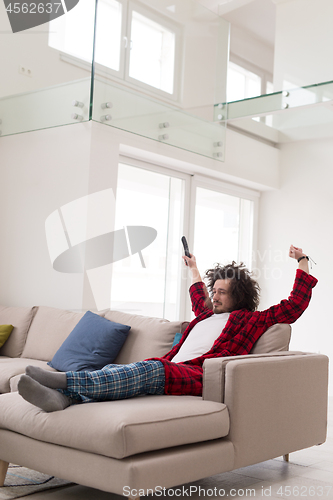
227, 61, 262, 102
95, 0, 124, 72
227, 57, 274, 102
48, 0, 180, 100
128, 8, 176, 95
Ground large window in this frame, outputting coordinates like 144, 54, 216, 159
110, 163, 186, 320
188, 178, 256, 319
49, 0, 180, 99
193, 188, 253, 271
110, 162, 258, 320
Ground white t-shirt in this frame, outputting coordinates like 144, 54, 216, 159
171, 313, 230, 364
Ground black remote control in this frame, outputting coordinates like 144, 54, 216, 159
181, 236, 191, 258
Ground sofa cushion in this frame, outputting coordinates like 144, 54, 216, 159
0, 306, 37, 357
48, 311, 131, 371
0, 358, 55, 393
21, 307, 86, 361
0, 325, 13, 348
104, 310, 183, 364
250, 323, 291, 354
0, 392, 229, 459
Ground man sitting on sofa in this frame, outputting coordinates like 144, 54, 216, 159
18, 244, 317, 412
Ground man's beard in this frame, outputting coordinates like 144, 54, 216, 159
213, 303, 222, 313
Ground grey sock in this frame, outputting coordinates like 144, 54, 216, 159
26, 365, 67, 389
18, 375, 71, 412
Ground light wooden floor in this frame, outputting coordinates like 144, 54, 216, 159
9, 397, 333, 500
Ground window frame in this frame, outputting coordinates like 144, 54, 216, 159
94, 0, 128, 79
124, 1, 182, 101
117, 155, 192, 320
186, 174, 259, 319
118, 156, 259, 321
50, 0, 183, 104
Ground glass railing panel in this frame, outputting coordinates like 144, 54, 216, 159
222, 81, 333, 119
220, 81, 333, 144
0, 78, 90, 137
215, 93, 284, 122
0, 0, 230, 159
0, 0, 95, 136
92, 0, 229, 160
93, 77, 225, 160
93, 0, 229, 117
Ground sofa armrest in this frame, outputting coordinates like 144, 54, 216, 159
222, 353, 328, 468
203, 351, 304, 403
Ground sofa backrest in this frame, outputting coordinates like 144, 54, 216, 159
0, 305, 37, 357
1, 303, 291, 364
250, 323, 291, 354
20, 306, 183, 363
20, 306, 86, 361
104, 310, 183, 364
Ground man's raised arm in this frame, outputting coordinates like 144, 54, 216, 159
253, 244, 316, 329
183, 254, 213, 313
289, 244, 310, 274
182, 253, 202, 285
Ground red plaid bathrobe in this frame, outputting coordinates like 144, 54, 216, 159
151, 269, 317, 397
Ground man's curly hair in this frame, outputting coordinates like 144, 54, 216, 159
204, 262, 260, 312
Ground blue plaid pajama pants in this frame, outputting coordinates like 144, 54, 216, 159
60, 360, 165, 403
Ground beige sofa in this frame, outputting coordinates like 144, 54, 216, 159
0, 304, 329, 498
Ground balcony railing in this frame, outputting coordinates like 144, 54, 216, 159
0, 0, 228, 162
215, 81, 333, 144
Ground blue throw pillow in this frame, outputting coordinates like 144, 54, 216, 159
172, 332, 182, 348
48, 311, 131, 372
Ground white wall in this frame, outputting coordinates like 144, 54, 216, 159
0, 122, 120, 311
273, 0, 333, 89
257, 136, 333, 390
0, 3, 90, 98
229, 24, 274, 77
0, 124, 91, 310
